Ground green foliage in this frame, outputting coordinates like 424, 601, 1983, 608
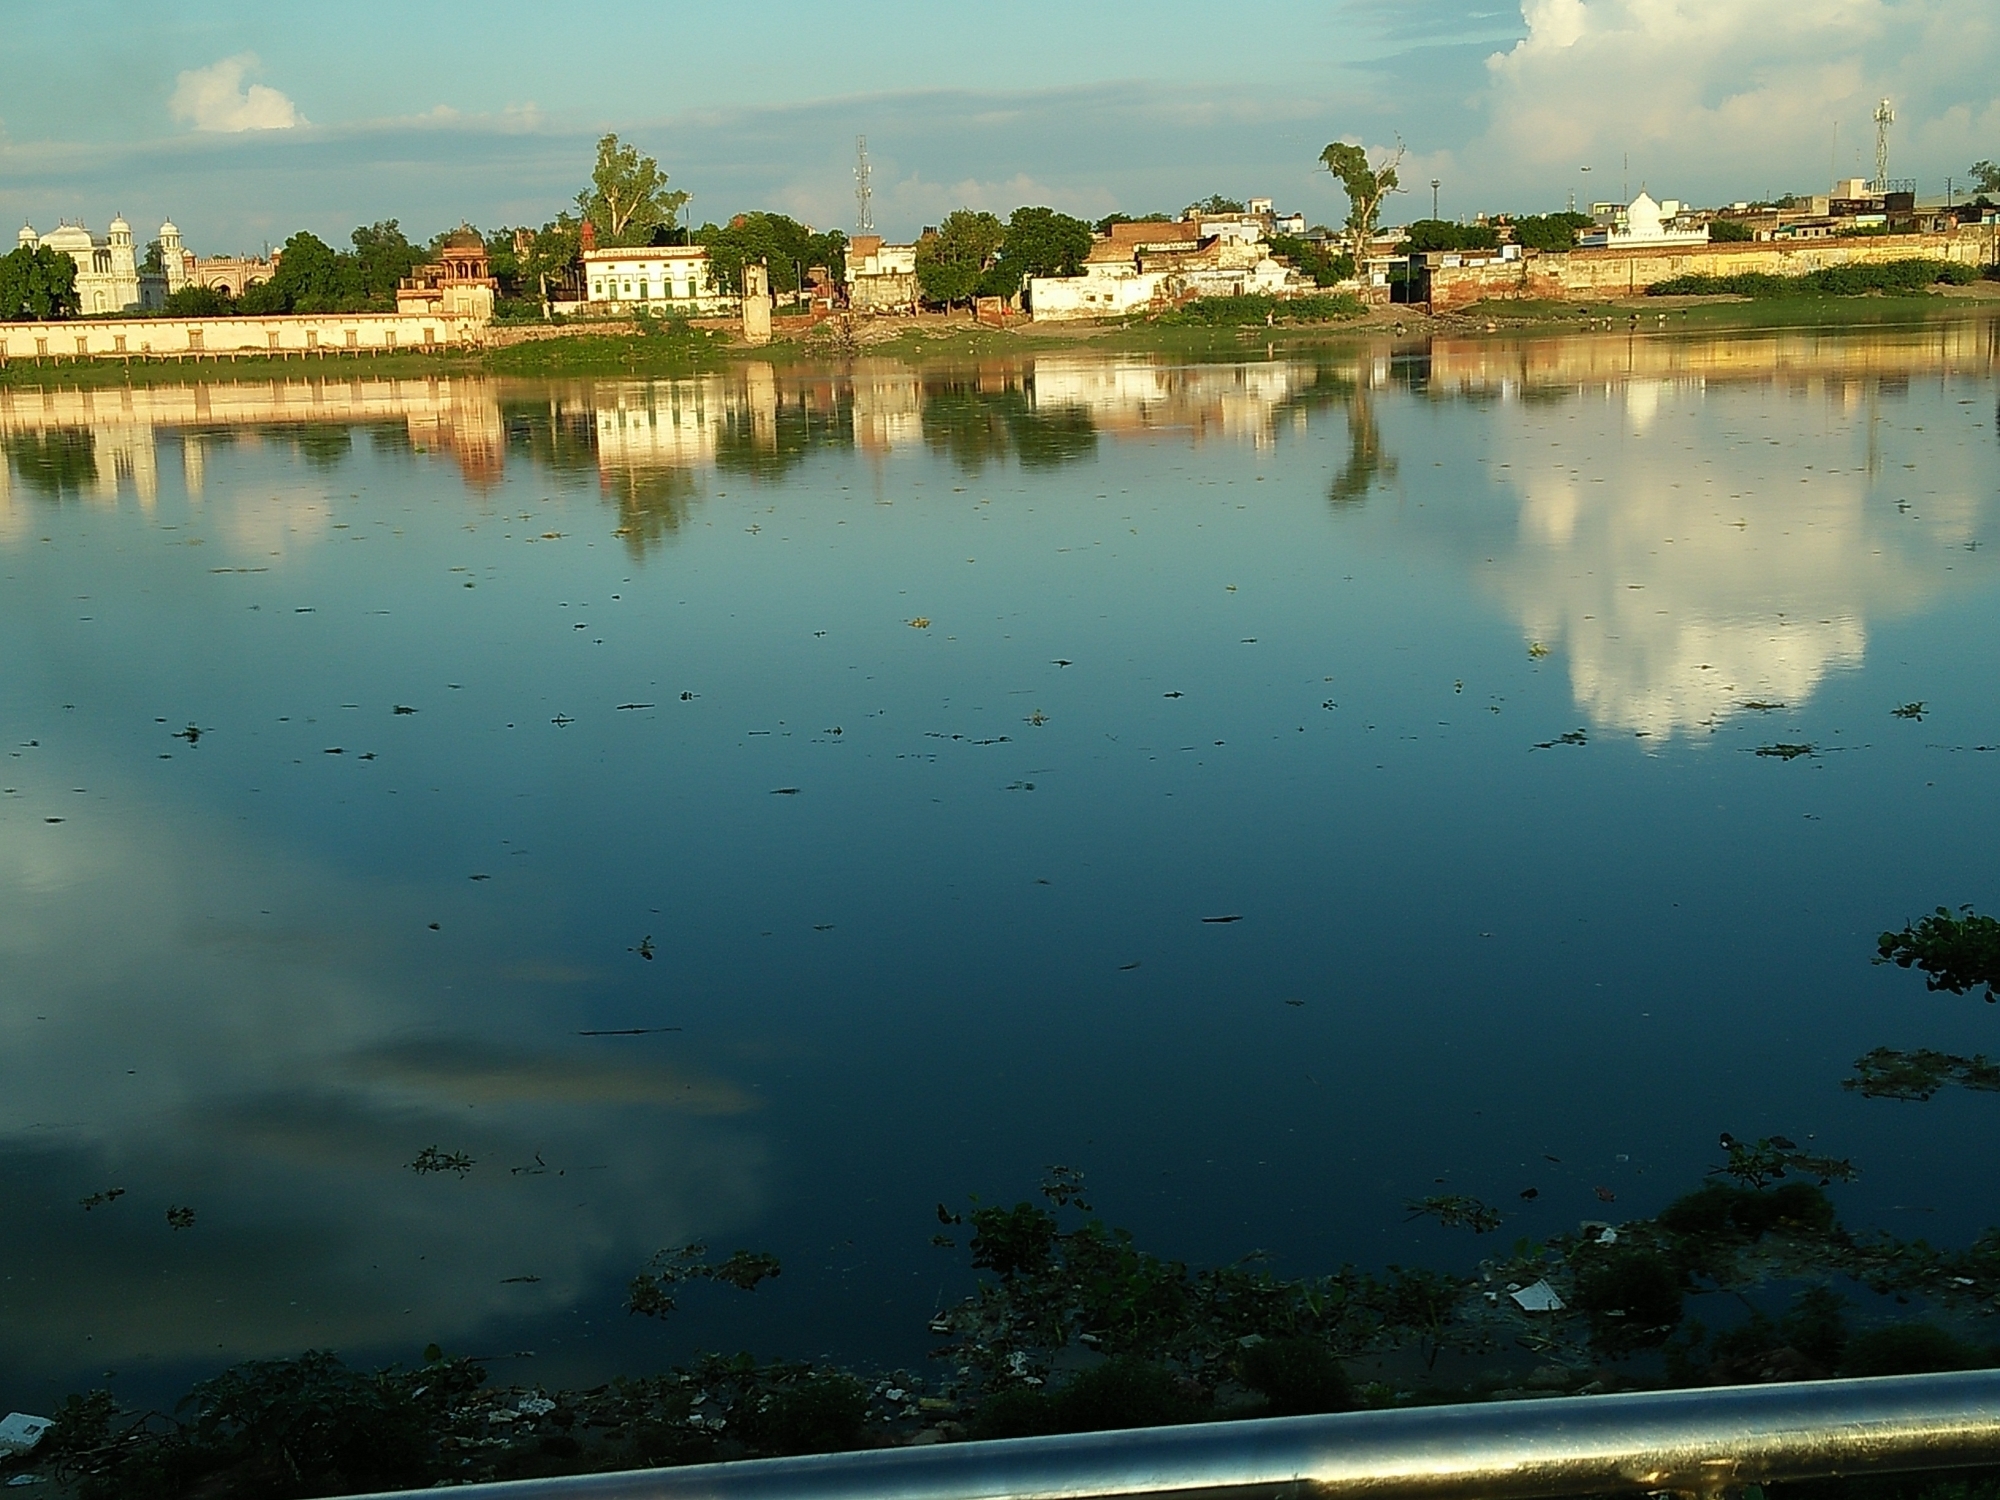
578, 133, 689, 246
1094, 212, 1176, 233
1711, 1135, 1858, 1190
1238, 1336, 1352, 1415
1879, 906, 2000, 1002
1974, 161, 2000, 196
162, 284, 235, 317
1569, 1244, 1684, 1355
1655, 1181, 1837, 1242
1148, 293, 1363, 327
1708, 218, 1757, 242
1406, 1194, 1503, 1233
1648, 259, 1977, 298
1847, 1047, 2000, 1100
351, 221, 426, 301
916, 210, 1006, 307
918, 379, 1097, 472
994, 206, 1095, 291
1505, 213, 1592, 252
973, 1358, 1207, 1439
238, 232, 380, 315
1843, 1323, 1990, 1377
732, 1371, 869, 1455
1268, 234, 1354, 286
628, 1242, 783, 1318
1320, 140, 1404, 268
697, 213, 847, 296
0, 243, 82, 320
2, 428, 96, 498
1400, 219, 1499, 253
1185, 194, 1247, 216
142, 239, 166, 276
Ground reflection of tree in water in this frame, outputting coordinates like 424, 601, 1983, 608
502, 400, 600, 480
605, 466, 699, 559
919, 377, 1097, 473
262, 424, 354, 471
2, 429, 97, 500
1328, 388, 1396, 508
714, 393, 854, 481
1268, 364, 1397, 509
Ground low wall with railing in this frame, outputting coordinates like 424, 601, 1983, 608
0, 311, 489, 363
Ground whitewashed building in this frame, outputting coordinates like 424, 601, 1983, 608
1027, 220, 1309, 322
581, 245, 735, 315
1579, 193, 1709, 250
16, 216, 187, 314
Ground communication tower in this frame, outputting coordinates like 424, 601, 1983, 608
1873, 99, 1894, 192
855, 136, 874, 235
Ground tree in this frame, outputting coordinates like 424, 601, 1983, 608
1707, 218, 1756, 243
1971, 160, 2000, 196
993, 207, 1094, 294
520, 216, 584, 311
1398, 219, 1499, 253
352, 221, 425, 302
915, 210, 1005, 308
1094, 211, 1175, 233
578, 134, 690, 247
142, 239, 166, 277
0, 244, 80, 320
1268, 234, 1353, 286
699, 213, 847, 297
239, 231, 365, 315
1185, 194, 1247, 216
1507, 212, 1591, 252
163, 284, 235, 317
1320, 140, 1405, 274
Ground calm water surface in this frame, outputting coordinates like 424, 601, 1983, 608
3, 324, 1999, 1407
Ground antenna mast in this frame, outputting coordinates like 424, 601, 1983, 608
1873, 99, 1894, 192
855, 136, 874, 234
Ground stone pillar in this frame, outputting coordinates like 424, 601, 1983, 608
742, 262, 772, 346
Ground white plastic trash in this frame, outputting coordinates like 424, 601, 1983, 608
0, 1413, 51, 1455
1510, 1279, 1566, 1313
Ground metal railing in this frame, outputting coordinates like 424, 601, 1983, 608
351, 1370, 2000, 1500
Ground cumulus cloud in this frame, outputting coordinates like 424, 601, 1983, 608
170, 54, 304, 133
1466, 0, 2000, 203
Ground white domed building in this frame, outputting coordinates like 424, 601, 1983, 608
14, 216, 190, 313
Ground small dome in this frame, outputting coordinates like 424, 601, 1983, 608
17, 223, 37, 247
109, 214, 131, 233
160, 219, 180, 237
442, 225, 485, 251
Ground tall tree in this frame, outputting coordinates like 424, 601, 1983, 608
0, 245, 81, 320
352, 221, 425, 302
578, 134, 691, 247
915, 210, 1005, 309
239, 232, 365, 315
992, 206, 1094, 294
1320, 140, 1405, 275
699, 213, 847, 297
1971, 160, 2000, 197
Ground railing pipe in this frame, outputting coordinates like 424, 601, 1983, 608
349, 1370, 2000, 1500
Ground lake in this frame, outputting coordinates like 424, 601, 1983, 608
3, 321, 1999, 1410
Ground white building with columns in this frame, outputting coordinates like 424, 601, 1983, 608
16, 217, 191, 313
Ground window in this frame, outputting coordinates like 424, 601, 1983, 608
188, 329, 204, 350
592, 281, 603, 297
305, 330, 318, 349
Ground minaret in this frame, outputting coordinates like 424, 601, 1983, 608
17, 223, 37, 251
160, 219, 187, 292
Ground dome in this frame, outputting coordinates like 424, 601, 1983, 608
159, 219, 180, 238
109, 214, 131, 234
17, 223, 36, 248
44, 223, 94, 251
442, 225, 485, 251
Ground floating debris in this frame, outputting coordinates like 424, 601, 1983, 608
166, 1205, 195, 1230
1877, 906, 2000, 1002
1405, 1194, 1502, 1233
1509, 1279, 1565, 1312
1891, 702, 1927, 721
409, 1147, 475, 1178
1754, 743, 1815, 759
78, 1188, 125, 1211
1846, 1047, 2000, 1101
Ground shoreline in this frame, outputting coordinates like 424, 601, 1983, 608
1, 290, 1996, 392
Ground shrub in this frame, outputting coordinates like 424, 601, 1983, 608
1648, 259, 1975, 298
1239, 1337, 1352, 1416
1842, 1324, 1989, 1377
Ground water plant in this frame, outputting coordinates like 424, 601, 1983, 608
1878, 907, 2000, 1002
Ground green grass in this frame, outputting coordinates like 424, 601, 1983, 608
1647, 258, 1978, 298
0, 348, 481, 389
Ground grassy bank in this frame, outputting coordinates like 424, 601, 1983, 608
0, 348, 484, 390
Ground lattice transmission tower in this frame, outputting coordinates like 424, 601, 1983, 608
1873, 99, 1894, 192
855, 136, 874, 234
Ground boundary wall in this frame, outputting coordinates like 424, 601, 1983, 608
0, 311, 489, 363
1427, 227, 1999, 311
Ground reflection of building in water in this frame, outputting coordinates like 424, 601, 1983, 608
1027, 357, 1325, 448
1459, 348, 1996, 738
0, 380, 509, 501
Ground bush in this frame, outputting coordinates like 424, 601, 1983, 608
1239, 1337, 1352, 1416
1656, 1182, 1836, 1241
733, 1372, 869, 1456
1571, 1246, 1685, 1356
975, 1358, 1208, 1439
1842, 1324, 1990, 1377
161, 284, 235, 317
1648, 259, 1975, 298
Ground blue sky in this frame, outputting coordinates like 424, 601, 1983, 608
2, 0, 1996, 254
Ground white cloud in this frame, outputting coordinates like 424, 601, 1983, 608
170, 54, 304, 133
1463, 0, 2000, 204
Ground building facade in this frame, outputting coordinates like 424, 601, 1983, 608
580, 245, 734, 315
845, 236, 920, 313
17, 216, 200, 312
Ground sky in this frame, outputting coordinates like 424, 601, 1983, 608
1, 0, 1996, 255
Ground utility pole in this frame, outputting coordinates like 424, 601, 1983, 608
1580, 165, 1591, 214
854, 136, 874, 235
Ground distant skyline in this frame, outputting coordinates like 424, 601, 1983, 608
3, 0, 1996, 254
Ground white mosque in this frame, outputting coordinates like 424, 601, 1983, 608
15, 216, 190, 313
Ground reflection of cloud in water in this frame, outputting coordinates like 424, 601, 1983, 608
1486, 378, 1989, 738
0, 762, 762, 1377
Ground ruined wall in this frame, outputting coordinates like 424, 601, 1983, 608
1427, 228, 1999, 311
0, 311, 488, 363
